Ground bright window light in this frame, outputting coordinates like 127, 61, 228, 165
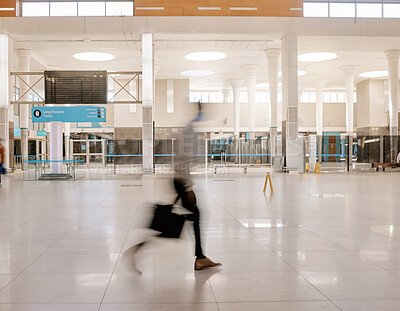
180, 70, 214, 77
330, 3, 355, 18
185, 52, 227, 61
383, 4, 400, 18
298, 52, 337, 62
50, 2, 77, 17
356, 3, 382, 18
22, 2, 49, 17
278, 70, 306, 78
303, 3, 329, 17
78, 2, 105, 16
106, 2, 134, 16
73, 52, 115, 62
359, 70, 388, 78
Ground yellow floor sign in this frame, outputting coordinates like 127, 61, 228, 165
263, 172, 274, 194
314, 162, 321, 174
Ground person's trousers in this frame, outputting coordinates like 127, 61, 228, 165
0, 163, 3, 184
173, 178, 204, 258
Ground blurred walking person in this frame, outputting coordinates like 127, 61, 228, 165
174, 102, 221, 270
0, 138, 6, 188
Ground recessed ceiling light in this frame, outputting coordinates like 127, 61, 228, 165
359, 70, 388, 78
180, 70, 215, 77
185, 52, 226, 61
298, 52, 337, 62
278, 70, 307, 78
73, 52, 115, 62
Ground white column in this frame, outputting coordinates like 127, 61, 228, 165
341, 66, 358, 136
315, 81, 326, 136
385, 50, 400, 162
229, 79, 243, 139
49, 121, 63, 174
16, 49, 31, 164
0, 35, 9, 168
282, 34, 300, 171
241, 65, 260, 139
142, 33, 154, 174
265, 49, 280, 158
220, 88, 231, 103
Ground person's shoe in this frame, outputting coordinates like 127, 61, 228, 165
195, 257, 221, 271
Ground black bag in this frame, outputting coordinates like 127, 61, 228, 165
150, 204, 185, 238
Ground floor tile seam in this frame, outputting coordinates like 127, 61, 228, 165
294, 270, 345, 308
98, 189, 147, 311
352, 250, 400, 271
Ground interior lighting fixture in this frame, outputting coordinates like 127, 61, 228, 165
73, 52, 115, 62
278, 70, 306, 77
185, 52, 226, 61
180, 70, 214, 77
298, 52, 337, 62
359, 70, 388, 78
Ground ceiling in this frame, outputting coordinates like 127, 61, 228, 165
3, 16, 400, 91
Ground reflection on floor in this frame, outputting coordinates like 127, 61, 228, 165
0, 172, 400, 310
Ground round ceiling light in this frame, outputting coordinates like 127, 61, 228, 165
180, 70, 215, 77
185, 52, 226, 61
278, 70, 307, 78
73, 52, 115, 62
359, 70, 388, 78
298, 52, 337, 62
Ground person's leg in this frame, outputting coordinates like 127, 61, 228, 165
173, 178, 204, 258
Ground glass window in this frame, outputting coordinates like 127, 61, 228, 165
50, 2, 77, 17
216, 93, 223, 103
189, 92, 195, 102
383, 3, 400, 18
357, 3, 382, 18
22, 2, 50, 17
78, 2, 105, 16
337, 92, 346, 102
240, 92, 248, 103
330, 3, 356, 18
209, 92, 217, 103
303, 2, 329, 17
106, 1, 133, 16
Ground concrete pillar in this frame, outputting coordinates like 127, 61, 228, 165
49, 121, 63, 174
229, 80, 243, 164
142, 33, 154, 174
220, 88, 231, 103
341, 66, 358, 168
16, 50, 31, 165
241, 65, 260, 139
315, 81, 326, 163
265, 48, 280, 159
385, 50, 400, 162
282, 34, 300, 171
0, 35, 9, 168
229, 79, 243, 139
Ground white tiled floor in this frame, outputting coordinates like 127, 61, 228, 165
0, 172, 400, 310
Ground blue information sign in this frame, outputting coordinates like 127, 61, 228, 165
14, 127, 21, 137
32, 106, 106, 123
37, 130, 47, 136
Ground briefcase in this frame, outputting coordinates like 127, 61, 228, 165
150, 204, 185, 238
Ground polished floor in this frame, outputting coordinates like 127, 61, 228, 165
0, 171, 400, 310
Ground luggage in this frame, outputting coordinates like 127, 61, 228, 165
150, 204, 185, 238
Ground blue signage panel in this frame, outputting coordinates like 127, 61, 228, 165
37, 130, 47, 136
14, 127, 21, 137
32, 106, 106, 123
